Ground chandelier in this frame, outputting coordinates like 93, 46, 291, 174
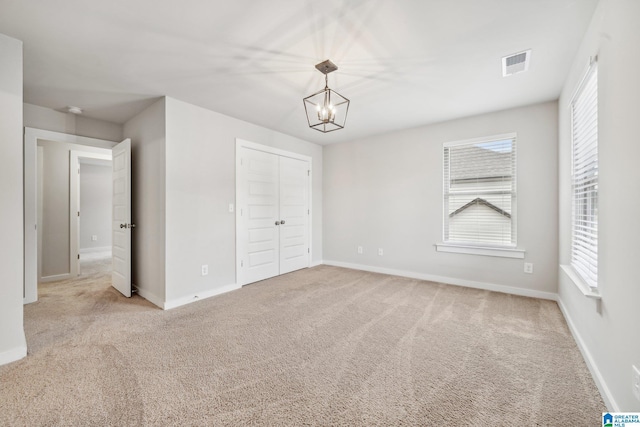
303, 60, 350, 133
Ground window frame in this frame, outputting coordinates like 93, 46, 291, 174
440, 133, 518, 251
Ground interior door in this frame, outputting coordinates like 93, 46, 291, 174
279, 156, 309, 275
241, 148, 280, 284
111, 139, 132, 297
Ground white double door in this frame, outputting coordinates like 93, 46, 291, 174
237, 146, 310, 285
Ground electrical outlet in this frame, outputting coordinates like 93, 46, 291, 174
91, 235, 97, 241
201, 265, 209, 276
228, 203, 234, 213
357, 246, 363, 254
524, 262, 533, 274
378, 248, 383, 256
633, 365, 640, 402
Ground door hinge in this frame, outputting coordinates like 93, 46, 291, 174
240, 158, 243, 166
307, 248, 310, 253
77, 211, 80, 217
77, 254, 80, 260
240, 208, 243, 217
307, 170, 310, 176
241, 260, 244, 267
307, 209, 310, 215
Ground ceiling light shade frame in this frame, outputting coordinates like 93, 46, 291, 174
303, 60, 350, 133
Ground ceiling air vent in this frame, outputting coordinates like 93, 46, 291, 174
502, 50, 531, 77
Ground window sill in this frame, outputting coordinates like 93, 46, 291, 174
435, 243, 525, 259
560, 264, 601, 299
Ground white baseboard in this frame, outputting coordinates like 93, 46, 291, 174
39, 273, 71, 283
0, 336, 27, 366
163, 283, 241, 310
556, 298, 618, 412
79, 246, 111, 254
310, 260, 324, 268
133, 285, 164, 309
322, 260, 558, 301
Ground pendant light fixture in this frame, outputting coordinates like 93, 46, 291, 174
303, 60, 350, 133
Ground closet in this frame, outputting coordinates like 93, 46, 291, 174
236, 141, 311, 285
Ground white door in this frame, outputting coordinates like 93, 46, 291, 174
240, 148, 280, 284
237, 145, 310, 285
111, 139, 132, 297
279, 156, 309, 275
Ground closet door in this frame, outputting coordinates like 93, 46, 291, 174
279, 156, 309, 275
241, 148, 280, 284
237, 143, 311, 286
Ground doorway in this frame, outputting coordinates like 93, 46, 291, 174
73, 154, 113, 277
235, 139, 312, 286
24, 128, 119, 304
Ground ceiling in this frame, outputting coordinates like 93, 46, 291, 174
0, 0, 598, 145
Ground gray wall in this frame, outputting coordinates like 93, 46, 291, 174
323, 101, 558, 296
558, 0, 640, 411
40, 143, 71, 277
164, 97, 323, 304
38, 142, 112, 278
124, 97, 323, 308
123, 98, 167, 306
0, 33, 26, 364
24, 103, 123, 142
79, 163, 112, 251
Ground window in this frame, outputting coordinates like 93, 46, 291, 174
570, 63, 598, 288
443, 134, 517, 248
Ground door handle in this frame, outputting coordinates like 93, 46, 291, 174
120, 223, 126, 229
280, 220, 285, 225
275, 221, 280, 226
120, 223, 136, 229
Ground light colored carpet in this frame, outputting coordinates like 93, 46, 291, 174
1, 264, 605, 425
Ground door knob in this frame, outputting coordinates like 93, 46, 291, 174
275, 221, 280, 226
280, 220, 286, 225
120, 224, 126, 229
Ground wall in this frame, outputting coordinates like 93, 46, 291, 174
323, 101, 558, 297
38, 141, 111, 279
557, 0, 640, 411
79, 163, 112, 251
0, 33, 26, 365
164, 97, 323, 306
123, 98, 167, 306
24, 103, 123, 141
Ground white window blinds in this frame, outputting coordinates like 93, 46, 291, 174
571, 63, 598, 288
443, 134, 517, 247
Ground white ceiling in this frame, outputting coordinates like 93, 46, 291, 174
0, 0, 598, 145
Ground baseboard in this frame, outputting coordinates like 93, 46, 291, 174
163, 283, 241, 310
0, 336, 27, 366
322, 260, 558, 301
79, 246, 111, 254
556, 297, 618, 412
310, 260, 324, 268
133, 285, 164, 309
39, 273, 71, 283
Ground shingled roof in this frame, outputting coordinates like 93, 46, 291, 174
449, 144, 512, 182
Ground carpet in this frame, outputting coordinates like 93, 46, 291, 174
0, 264, 605, 425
